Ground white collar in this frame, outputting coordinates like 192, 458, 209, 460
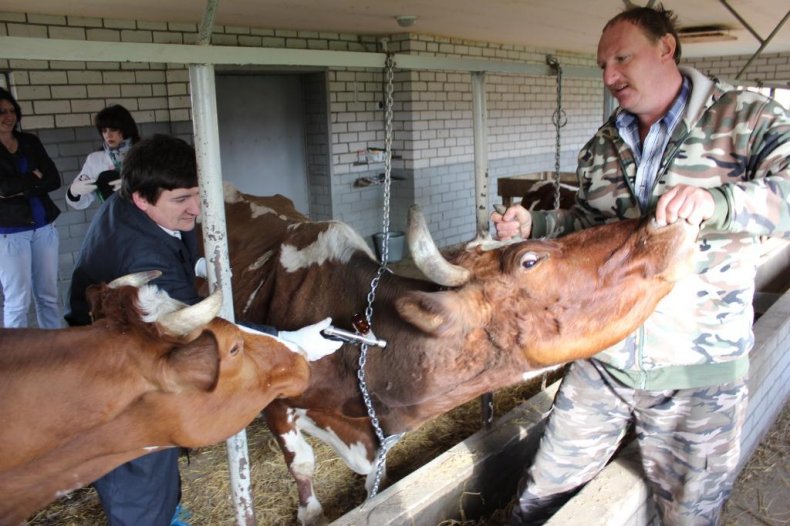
158, 225, 182, 240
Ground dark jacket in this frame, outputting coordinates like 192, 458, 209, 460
65, 192, 200, 525
0, 131, 61, 227
65, 193, 201, 327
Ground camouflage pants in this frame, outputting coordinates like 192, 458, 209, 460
512, 359, 748, 526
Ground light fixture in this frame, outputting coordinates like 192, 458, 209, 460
395, 15, 417, 28
678, 25, 737, 44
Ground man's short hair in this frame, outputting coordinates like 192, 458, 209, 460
604, 3, 682, 63
119, 134, 198, 204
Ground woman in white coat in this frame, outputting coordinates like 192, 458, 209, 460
66, 105, 140, 210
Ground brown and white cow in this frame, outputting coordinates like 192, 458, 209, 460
216, 184, 698, 525
0, 271, 318, 525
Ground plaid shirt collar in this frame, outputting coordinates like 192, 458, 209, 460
615, 75, 690, 160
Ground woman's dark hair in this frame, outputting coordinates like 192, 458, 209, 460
119, 134, 198, 204
0, 87, 22, 124
95, 104, 140, 144
604, 3, 682, 64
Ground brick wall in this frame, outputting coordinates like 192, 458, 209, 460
683, 53, 790, 85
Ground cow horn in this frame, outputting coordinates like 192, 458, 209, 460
108, 270, 163, 289
407, 205, 471, 287
156, 289, 223, 337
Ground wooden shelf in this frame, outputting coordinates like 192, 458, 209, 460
353, 155, 402, 166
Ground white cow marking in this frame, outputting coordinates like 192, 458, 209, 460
241, 280, 264, 316
248, 250, 274, 271
297, 495, 324, 526
136, 285, 187, 323
280, 223, 375, 272
290, 408, 373, 475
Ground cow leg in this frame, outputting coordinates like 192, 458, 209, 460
292, 408, 397, 498
264, 401, 327, 526
265, 402, 385, 522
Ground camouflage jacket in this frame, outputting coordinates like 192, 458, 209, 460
530, 66, 790, 390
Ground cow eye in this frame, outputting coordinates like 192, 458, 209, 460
520, 252, 541, 269
229, 343, 241, 356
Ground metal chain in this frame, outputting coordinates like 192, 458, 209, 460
546, 56, 567, 210
356, 50, 395, 499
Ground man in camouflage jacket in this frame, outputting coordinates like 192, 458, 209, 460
493, 6, 790, 526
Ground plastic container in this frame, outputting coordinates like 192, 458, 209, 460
372, 231, 405, 263
365, 148, 386, 163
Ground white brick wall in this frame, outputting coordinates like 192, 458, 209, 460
683, 53, 790, 85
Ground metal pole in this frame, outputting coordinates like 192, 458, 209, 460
191, 2, 255, 522
471, 71, 495, 428
735, 9, 790, 80
720, 0, 764, 44
471, 71, 489, 238
189, 63, 257, 526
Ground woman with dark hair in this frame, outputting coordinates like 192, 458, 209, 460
66, 104, 140, 210
0, 86, 62, 328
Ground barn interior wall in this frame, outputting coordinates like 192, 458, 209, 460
303, 72, 332, 221
683, 54, 790, 84
1, 10, 788, 326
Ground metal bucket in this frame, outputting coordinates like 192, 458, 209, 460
372, 231, 405, 263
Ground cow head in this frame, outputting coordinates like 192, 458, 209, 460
85, 271, 310, 402
0, 272, 312, 524
87, 271, 311, 440
400, 207, 698, 366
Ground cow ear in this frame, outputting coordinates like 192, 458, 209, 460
162, 331, 220, 392
395, 291, 458, 335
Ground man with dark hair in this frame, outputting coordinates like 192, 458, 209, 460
66, 134, 341, 525
67, 134, 203, 325
493, 5, 790, 525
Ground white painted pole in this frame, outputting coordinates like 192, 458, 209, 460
189, 63, 257, 526
471, 72, 490, 238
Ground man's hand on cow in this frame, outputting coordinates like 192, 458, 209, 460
655, 184, 715, 227
491, 204, 532, 240
279, 317, 343, 361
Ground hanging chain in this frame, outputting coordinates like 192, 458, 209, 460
356, 50, 396, 499
546, 55, 566, 210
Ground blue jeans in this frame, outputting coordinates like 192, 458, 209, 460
94, 448, 181, 526
0, 223, 61, 328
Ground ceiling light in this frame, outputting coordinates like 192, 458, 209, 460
678, 25, 737, 44
395, 15, 417, 28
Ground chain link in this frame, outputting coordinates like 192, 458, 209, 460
546, 56, 566, 210
357, 50, 396, 499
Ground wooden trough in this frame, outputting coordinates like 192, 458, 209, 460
332, 239, 790, 526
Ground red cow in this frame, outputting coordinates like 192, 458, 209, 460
0, 271, 319, 525
216, 184, 698, 525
